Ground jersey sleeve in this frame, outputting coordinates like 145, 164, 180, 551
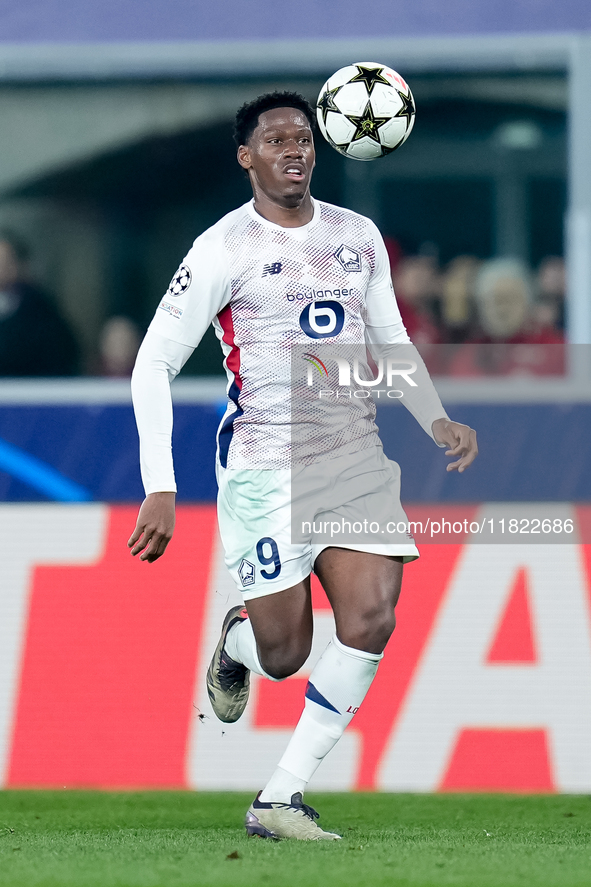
132, 223, 231, 495
364, 221, 449, 444
131, 330, 195, 495
364, 221, 410, 344
148, 224, 232, 348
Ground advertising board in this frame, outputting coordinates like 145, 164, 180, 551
2, 503, 590, 793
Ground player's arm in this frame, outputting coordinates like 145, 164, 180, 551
128, 330, 194, 561
429, 417, 478, 473
129, 231, 231, 561
364, 223, 477, 472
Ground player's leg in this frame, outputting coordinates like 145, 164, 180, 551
222, 577, 316, 690
224, 542, 399, 687
318, 547, 403, 652
236, 578, 314, 679
259, 548, 402, 806
266, 451, 411, 773
209, 571, 342, 839
208, 464, 316, 719
207, 578, 314, 723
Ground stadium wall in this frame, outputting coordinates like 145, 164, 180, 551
1, 399, 591, 503
1, 503, 591, 793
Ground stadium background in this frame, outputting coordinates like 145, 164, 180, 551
1, 0, 591, 794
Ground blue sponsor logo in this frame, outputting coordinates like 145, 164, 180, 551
299, 300, 345, 339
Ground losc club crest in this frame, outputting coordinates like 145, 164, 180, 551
167, 264, 192, 297
335, 244, 361, 272
238, 559, 256, 588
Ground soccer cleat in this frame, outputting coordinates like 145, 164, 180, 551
245, 792, 341, 841
206, 605, 250, 723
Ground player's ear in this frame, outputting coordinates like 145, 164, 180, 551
237, 144, 252, 170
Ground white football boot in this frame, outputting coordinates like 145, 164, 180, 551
206, 605, 250, 723
245, 792, 341, 841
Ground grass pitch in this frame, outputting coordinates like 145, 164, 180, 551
1, 791, 590, 887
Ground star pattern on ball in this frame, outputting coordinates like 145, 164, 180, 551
395, 90, 415, 126
349, 65, 391, 95
317, 86, 342, 126
346, 101, 391, 145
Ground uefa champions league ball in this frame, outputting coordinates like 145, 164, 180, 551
316, 62, 416, 161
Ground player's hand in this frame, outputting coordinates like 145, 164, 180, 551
127, 491, 176, 562
431, 418, 478, 473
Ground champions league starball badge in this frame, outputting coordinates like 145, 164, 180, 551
167, 264, 192, 297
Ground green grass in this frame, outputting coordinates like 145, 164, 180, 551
1, 791, 590, 887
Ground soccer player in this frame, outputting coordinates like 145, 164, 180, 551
129, 92, 478, 840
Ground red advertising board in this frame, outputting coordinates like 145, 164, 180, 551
2, 504, 591, 792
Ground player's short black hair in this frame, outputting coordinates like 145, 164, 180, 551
234, 91, 316, 146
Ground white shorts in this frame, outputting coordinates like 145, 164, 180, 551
216, 446, 419, 600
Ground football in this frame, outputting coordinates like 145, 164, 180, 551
316, 62, 416, 161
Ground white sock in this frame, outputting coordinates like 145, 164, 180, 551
259, 635, 382, 802
225, 616, 282, 681
258, 766, 307, 803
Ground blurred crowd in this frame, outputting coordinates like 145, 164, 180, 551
0, 231, 80, 376
386, 239, 566, 376
0, 228, 567, 379
0, 231, 141, 378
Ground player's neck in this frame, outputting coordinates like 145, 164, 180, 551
251, 192, 314, 228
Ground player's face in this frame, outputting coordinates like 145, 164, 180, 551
238, 107, 315, 207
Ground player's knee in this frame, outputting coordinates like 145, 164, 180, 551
340, 605, 396, 654
259, 638, 311, 681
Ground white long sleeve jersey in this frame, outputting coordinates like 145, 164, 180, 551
132, 198, 448, 494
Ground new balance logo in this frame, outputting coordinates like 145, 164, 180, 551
262, 262, 283, 276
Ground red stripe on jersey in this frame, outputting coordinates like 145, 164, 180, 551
217, 304, 242, 392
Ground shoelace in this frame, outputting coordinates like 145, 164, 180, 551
287, 795, 319, 821
219, 653, 247, 692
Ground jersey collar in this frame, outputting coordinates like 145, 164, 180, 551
246, 198, 321, 238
